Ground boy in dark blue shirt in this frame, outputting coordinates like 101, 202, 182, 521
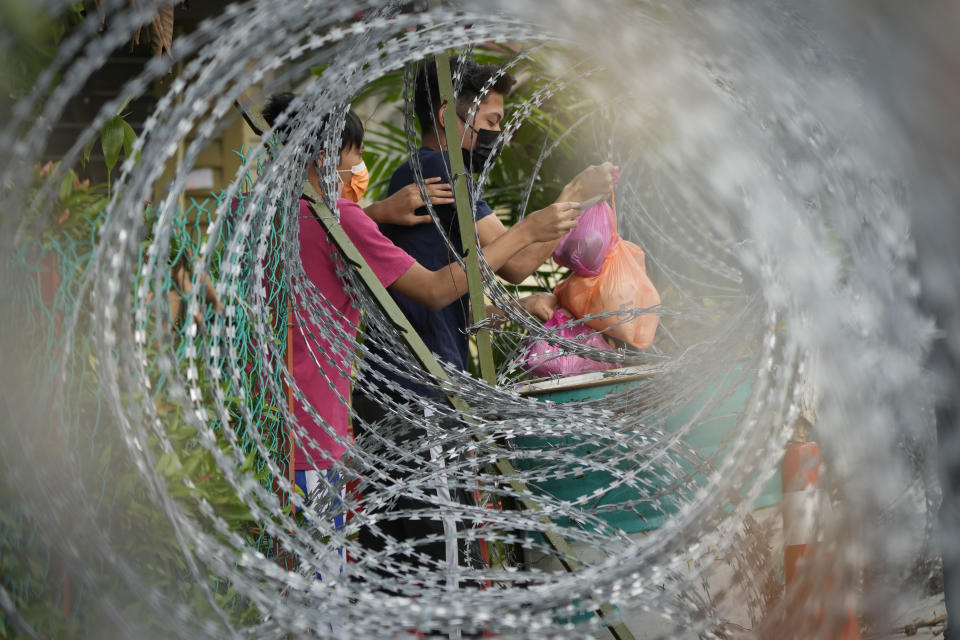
379, 57, 616, 378
379, 146, 496, 372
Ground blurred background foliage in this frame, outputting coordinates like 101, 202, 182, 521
2, 5, 289, 637
0, 2, 84, 103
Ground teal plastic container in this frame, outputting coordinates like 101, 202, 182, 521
514, 366, 781, 534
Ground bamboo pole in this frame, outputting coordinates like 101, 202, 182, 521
434, 53, 496, 385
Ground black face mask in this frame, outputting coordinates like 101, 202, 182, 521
459, 120, 502, 172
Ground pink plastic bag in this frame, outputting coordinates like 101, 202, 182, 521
523, 309, 616, 378
552, 200, 616, 277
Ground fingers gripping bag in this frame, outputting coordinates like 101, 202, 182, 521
522, 309, 616, 377
552, 200, 616, 277
554, 208, 661, 349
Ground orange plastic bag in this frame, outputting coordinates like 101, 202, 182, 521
554, 238, 660, 349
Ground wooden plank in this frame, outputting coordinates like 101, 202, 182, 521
515, 365, 662, 397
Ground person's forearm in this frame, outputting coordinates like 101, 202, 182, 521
559, 162, 615, 205
497, 186, 589, 283
431, 219, 538, 308
496, 238, 562, 284
391, 205, 579, 311
485, 293, 556, 326
484, 303, 508, 327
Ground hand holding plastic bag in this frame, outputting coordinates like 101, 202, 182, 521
552, 200, 616, 277
522, 309, 616, 377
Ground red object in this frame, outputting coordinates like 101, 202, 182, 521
38, 252, 61, 307
782, 441, 821, 493
781, 441, 861, 639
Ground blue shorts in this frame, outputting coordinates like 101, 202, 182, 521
294, 468, 345, 580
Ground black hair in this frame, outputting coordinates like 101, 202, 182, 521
261, 92, 364, 152
413, 57, 516, 135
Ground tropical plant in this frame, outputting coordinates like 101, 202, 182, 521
3, 104, 294, 640
3, 157, 294, 636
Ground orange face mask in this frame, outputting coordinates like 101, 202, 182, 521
337, 161, 369, 202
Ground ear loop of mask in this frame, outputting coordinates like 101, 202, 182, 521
341, 161, 366, 175
335, 161, 365, 186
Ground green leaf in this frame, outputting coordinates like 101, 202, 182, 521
58, 169, 76, 200
121, 119, 137, 159
181, 449, 204, 477
218, 503, 252, 521
155, 450, 179, 477
101, 115, 125, 172
117, 95, 133, 117
81, 133, 98, 167
98, 441, 113, 472
239, 449, 257, 473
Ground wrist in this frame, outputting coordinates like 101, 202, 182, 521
558, 183, 582, 204
364, 199, 383, 223
517, 216, 538, 245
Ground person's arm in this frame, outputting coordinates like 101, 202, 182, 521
479, 162, 617, 284
363, 177, 454, 226
389, 203, 581, 311
485, 293, 559, 327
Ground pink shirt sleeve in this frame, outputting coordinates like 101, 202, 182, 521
333, 198, 415, 287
